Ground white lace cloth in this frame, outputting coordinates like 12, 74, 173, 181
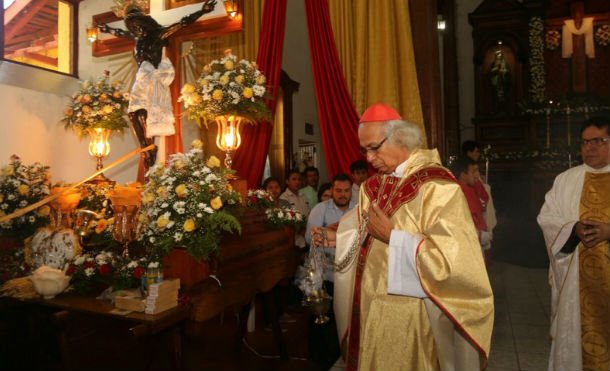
129, 56, 176, 137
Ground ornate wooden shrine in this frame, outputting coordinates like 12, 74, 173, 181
469, 0, 609, 267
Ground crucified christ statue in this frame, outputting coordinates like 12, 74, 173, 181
97, 0, 217, 169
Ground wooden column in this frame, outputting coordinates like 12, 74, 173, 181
409, 0, 444, 157
442, 0, 460, 158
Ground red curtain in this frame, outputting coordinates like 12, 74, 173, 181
232, 0, 287, 188
305, 0, 362, 179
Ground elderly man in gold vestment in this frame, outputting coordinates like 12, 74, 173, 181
314, 104, 494, 371
538, 117, 610, 371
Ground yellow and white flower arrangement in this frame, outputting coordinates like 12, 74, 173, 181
179, 49, 271, 126
62, 73, 129, 137
0, 155, 51, 239
138, 141, 242, 262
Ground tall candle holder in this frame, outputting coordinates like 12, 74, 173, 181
566, 105, 571, 146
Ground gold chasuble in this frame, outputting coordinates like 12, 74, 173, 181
345, 149, 494, 371
578, 172, 610, 370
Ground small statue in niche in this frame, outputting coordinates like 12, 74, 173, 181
489, 50, 510, 104
97, 0, 217, 169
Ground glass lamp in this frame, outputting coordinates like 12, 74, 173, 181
87, 127, 111, 183
224, 0, 238, 18
214, 115, 243, 170
86, 26, 98, 43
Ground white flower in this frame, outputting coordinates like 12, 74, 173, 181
192, 170, 201, 177
204, 206, 214, 214
278, 211, 284, 218
74, 256, 85, 265
149, 237, 156, 243
174, 232, 183, 242
197, 213, 203, 218
148, 261, 159, 269
161, 202, 169, 208
167, 221, 175, 229
7, 194, 15, 201
28, 216, 35, 223
205, 173, 219, 183
253, 85, 266, 97
85, 267, 95, 277
127, 261, 138, 268
198, 203, 206, 209
1, 204, 8, 210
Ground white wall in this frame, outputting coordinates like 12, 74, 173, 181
455, 0, 483, 142
281, 0, 328, 183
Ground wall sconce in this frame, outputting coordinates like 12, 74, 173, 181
86, 25, 98, 43
224, 0, 238, 19
437, 15, 446, 31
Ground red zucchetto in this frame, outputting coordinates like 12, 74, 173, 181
359, 103, 402, 123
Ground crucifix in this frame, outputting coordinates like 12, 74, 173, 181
96, 0, 217, 171
561, 2, 594, 93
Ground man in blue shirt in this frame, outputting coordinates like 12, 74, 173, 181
305, 173, 357, 282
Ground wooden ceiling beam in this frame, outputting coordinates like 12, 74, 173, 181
4, 0, 49, 42
23, 51, 58, 66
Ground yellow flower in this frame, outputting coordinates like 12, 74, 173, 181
173, 160, 186, 169
181, 83, 196, 94
138, 213, 147, 223
100, 93, 108, 102
226, 183, 233, 191
184, 219, 195, 232
1, 166, 14, 177
17, 184, 30, 196
175, 184, 188, 198
219, 75, 230, 85
95, 219, 108, 234
37, 205, 50, 217
224, 60, 234, 70
102, 105, 113, 114
191, 139, 203, 149
142, 192, 155, 204
113, 91, 122, 99
157, 215, 170, 229
83, 94, 92, 103
234, 75, 244, 84
212, 90, 223, 100
201, 79, 209, 87
156, 186, 168, 199
82, 105, 91, 114
256, 75, 266, 85
242, 87, 253, 99
210, 197, 223, 210
207, 156, 221, 168
203, 65, 212, 73
64, 108, 73, 116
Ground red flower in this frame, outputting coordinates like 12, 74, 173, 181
133, 267, 145, 279
84, 262, 96, 270
66, 264, 76, 275
249, 196, 257, 203
98, 264, 111, 276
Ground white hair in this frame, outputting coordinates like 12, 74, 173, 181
359, 119, 424, 150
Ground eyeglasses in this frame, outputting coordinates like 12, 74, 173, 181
580, 137, 610, 147
360, 137, 388, 156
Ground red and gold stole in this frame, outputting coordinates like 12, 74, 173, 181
345, 167, 455, 371
578, 171, 610, 371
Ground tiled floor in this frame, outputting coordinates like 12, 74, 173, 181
330, 260, 553, 371
487, 261, 552, 371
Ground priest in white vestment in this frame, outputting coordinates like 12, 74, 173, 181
537, 117, 610, 371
